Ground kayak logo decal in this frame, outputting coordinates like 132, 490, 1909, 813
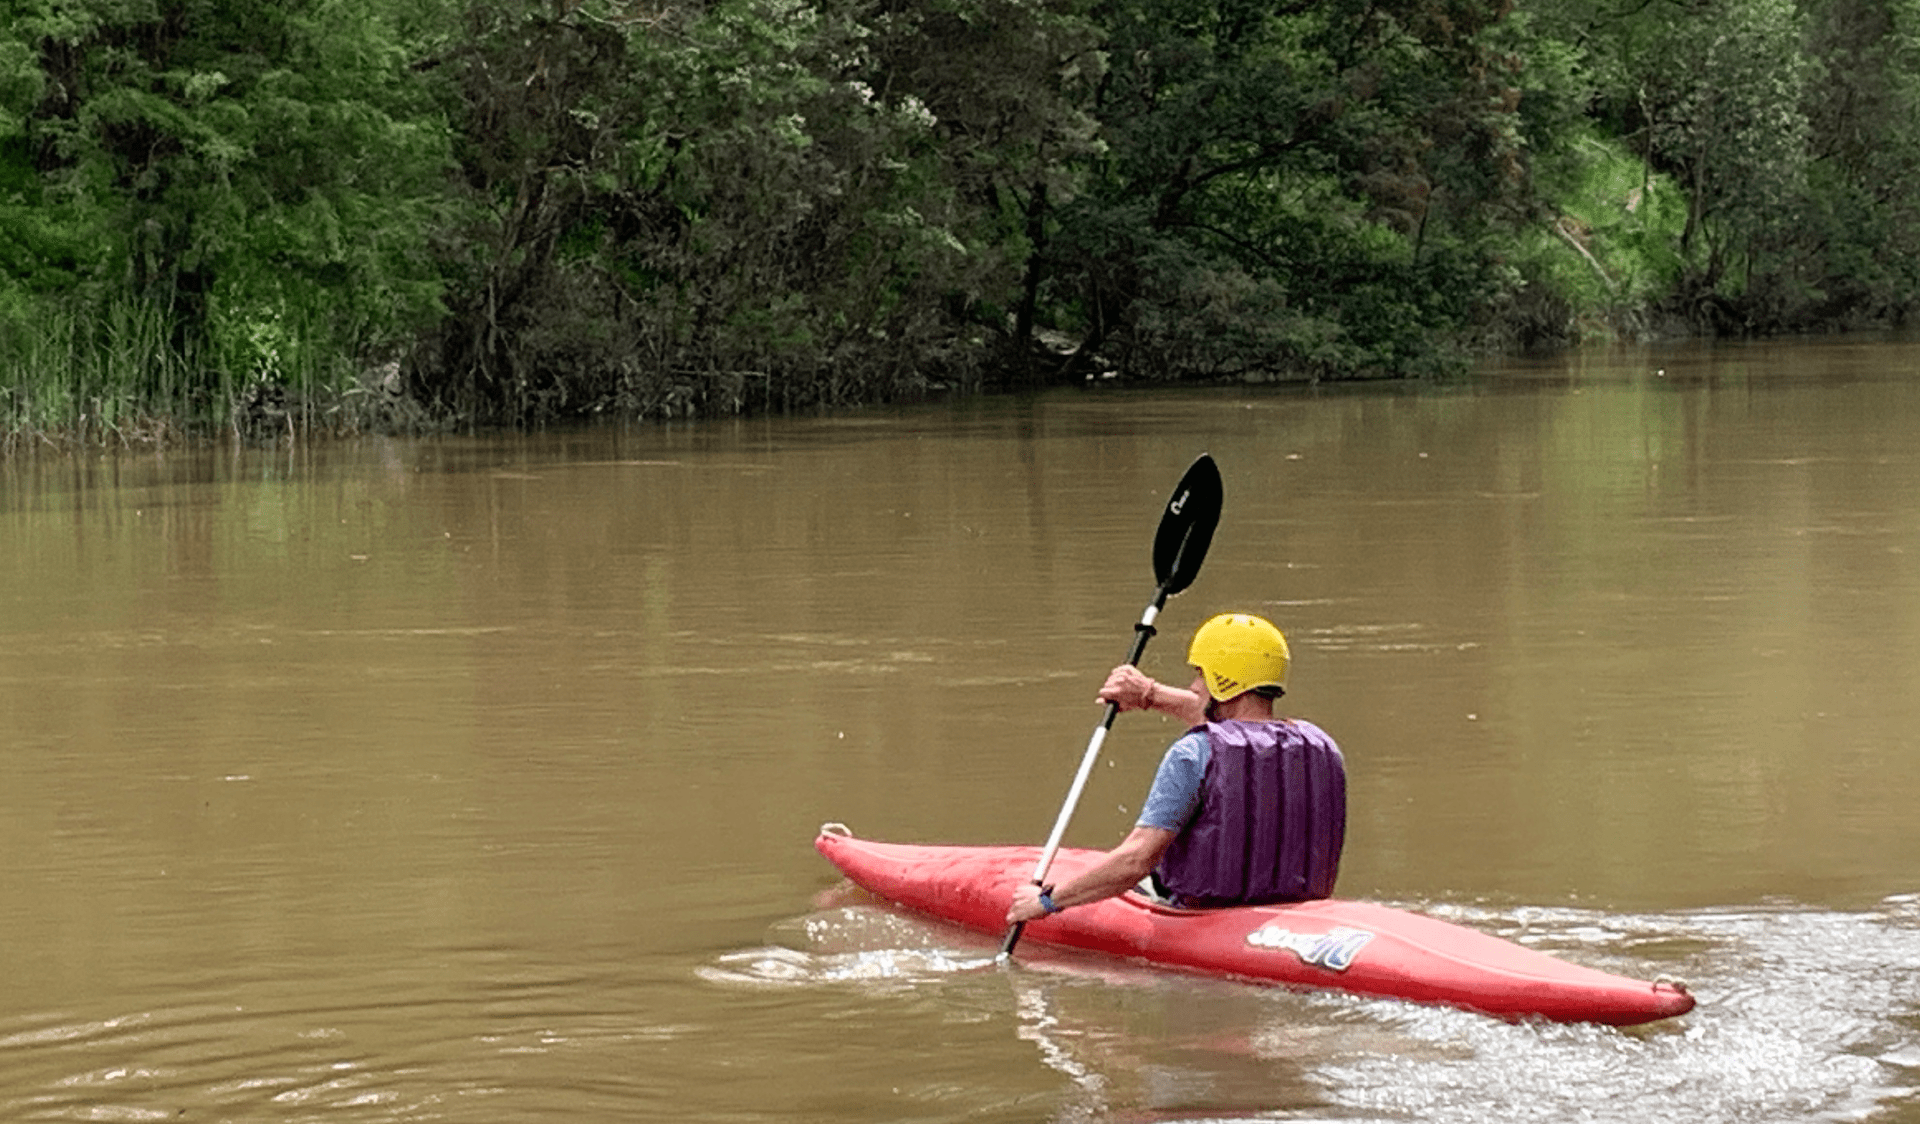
1245, 924, 1375, 971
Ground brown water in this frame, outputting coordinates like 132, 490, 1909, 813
4, 337, 1919, 1123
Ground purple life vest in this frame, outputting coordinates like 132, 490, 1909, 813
1156, 719, 1346, 908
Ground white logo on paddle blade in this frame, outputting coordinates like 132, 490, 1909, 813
1246, 924, 1374, 971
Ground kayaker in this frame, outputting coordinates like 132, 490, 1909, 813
1005, 613, 1346, 922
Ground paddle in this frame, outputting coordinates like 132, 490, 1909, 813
999, 453, 1223, 959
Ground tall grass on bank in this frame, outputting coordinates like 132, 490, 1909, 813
2, 295, 199, 447
1, 293, 382, 449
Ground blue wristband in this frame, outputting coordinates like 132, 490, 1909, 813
1038, 890, 1063, 914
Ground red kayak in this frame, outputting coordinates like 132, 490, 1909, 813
816, 827, 1694, 1026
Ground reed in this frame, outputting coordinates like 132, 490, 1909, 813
1, 294, 366, 448
3, 295, 189, 443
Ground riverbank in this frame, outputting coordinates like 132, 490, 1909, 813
10, 0, 1920, 457
6, 313, 1904, 456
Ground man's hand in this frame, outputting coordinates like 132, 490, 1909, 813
1006, 883, 1052, 925
1098, 665, 1157, 711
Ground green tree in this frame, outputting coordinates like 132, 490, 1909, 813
1516, 0, 1920, 332
4, 0, 451, 423
1790, 0, 1920, 324
425, 0, 1100, 422
1025, 0, 1529, 382
1640, 0, 1813, 311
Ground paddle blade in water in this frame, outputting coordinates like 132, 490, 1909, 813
1152, 454, 1222, 595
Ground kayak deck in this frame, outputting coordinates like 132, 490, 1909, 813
815, 829, 1694, 1026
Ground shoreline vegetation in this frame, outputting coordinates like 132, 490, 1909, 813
6, 0, 1919, 451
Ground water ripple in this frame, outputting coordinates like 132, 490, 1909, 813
723, 897, 1920, 1122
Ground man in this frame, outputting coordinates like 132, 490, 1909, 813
1005, 613, 1346, 922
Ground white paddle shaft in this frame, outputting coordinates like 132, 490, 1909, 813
1023, 600, 1159, 886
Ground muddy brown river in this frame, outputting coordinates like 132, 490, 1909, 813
4, 337, 1919, 1122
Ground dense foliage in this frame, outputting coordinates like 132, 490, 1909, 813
5, 0, 1920, 439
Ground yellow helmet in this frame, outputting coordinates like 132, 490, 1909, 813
1187, 613, 1290, 701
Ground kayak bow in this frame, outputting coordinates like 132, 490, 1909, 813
816, 827, 1694, 1026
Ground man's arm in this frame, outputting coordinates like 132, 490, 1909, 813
1005, 826, 1177, 924
1099, 665, 1206, 727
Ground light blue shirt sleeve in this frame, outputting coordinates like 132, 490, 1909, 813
1136, 731, 1210, 831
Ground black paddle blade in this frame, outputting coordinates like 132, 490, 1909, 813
1152, 454, 1223, 596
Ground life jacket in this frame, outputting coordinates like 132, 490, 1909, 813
1155, 719, 1346, 908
